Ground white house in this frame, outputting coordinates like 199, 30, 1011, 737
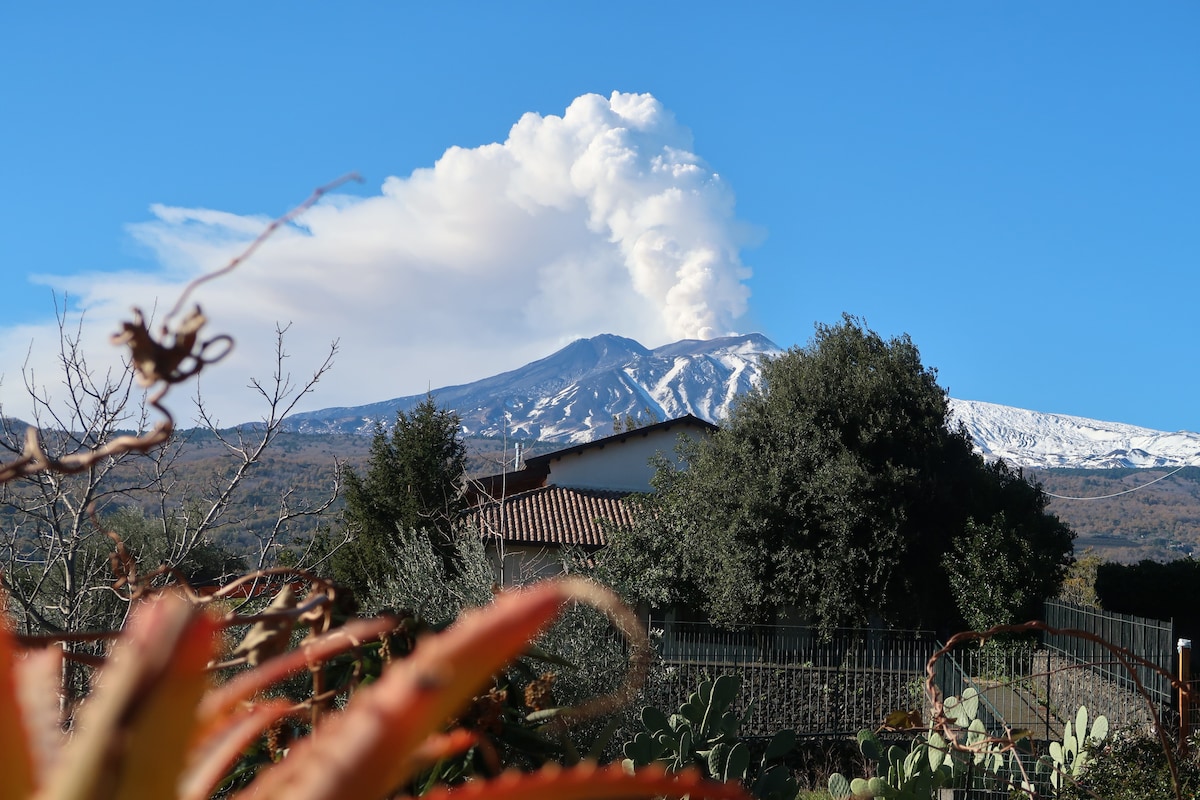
465, 415, 716, 586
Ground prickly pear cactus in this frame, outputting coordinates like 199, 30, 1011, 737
622, 675, 801, 800
1039, 705, 1109, 791
828, 688, 1031, 800
828, 727, 953, 800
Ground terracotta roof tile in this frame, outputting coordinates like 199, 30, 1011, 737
470, 486, 636, 547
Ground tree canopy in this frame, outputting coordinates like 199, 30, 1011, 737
603, 315, 1074, 633
331, 395, 468, 599
1096, 558, 1200, 644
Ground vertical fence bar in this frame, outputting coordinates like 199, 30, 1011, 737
1044, 647, 1052, 743
648, 621, 937, 736
1180, 639, 1192, 753
1041, 597, 1171, 729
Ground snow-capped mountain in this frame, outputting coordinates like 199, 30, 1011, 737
948, 399, 1200, 469
283, 333, 782, 443
282, 333, 1200, 469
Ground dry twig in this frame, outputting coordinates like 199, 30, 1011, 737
0, 173, 361, 486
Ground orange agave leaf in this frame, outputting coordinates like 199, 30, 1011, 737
38, 592, 219, 800
238, 579, 587, 800
0, 624, 37, 800
421, 762, 752, 800
408, 728, 479, 766
14, 647, 65, 786
180, 700, 297, 800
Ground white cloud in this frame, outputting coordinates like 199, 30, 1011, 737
0, 92, 755, 426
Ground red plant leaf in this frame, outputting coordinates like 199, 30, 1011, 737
180, 700, 297, 800
38, 592, 219, 800
421, 762, 751, 800
237, 579, 586, 799
408, 729, 480, 768
14, 646, 64, 785
0, 624, 37, 799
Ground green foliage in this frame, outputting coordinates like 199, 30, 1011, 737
1097, 558, 1200, 645
331, 394, 467, 599
1057, 547, 1102, 608
604, 315, 1074, 633
828, 688, 1038, 800
527, 596, 654, 760
353, 525, 645, 768
1059, 730, 1200, 800
364, 525, 494, 623
944, 461, 1076, 631
1038, 705, 1109, 793
596, 446, 700, 611
622, 675, 801, 800
105, 506, 248, 586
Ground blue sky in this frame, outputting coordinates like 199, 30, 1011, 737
2, 3, 1197, 432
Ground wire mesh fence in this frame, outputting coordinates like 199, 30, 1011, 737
645, 620, 937, 737
1043, 599, 1175, 709
644, 611, 1180, 740
635, 612, 1189, 798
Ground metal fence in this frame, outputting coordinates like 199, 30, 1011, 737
647, 620, 936, 737
1043, 599, 1175, 711
930, 642, 1035, 737
640, 614, 1184, 799
646, 610, 1179, 738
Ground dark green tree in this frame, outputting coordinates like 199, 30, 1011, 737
943, 460, 1076, 631
603, 315, 1074, 633
1096, 559, 1200, 644
331, 395, 468, 599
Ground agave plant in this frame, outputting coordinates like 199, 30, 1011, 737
1, 578, 748, 800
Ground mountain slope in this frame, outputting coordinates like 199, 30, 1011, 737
949, 399, 1200, 469
283, 333, 1200, 470
283, 333, 782, 443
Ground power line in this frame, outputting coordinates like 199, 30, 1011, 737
1043, 464, 1191, 501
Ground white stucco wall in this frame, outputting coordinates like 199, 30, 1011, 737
545, 425, 709, 492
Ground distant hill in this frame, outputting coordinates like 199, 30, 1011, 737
1033, 466, 1200, 562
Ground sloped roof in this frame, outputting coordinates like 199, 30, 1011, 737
470, 485, 636, 548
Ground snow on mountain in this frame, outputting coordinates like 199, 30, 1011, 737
948, 399, 1200, 469
283, 333, 783, 443
282, 333, 1200, 469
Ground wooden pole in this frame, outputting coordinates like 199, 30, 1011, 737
1179, 638, 1192, 753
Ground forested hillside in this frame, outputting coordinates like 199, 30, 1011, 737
121, 444, 1200, 564
7, 429, 1196, 565
1035, 466, 1200, 562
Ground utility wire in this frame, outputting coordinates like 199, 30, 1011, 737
1043, 464, 1191, 500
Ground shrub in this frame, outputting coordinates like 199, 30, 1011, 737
1060, 730, 1200, 800
1, 579, 749, 800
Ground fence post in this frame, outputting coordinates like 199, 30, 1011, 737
1180, 638, 1192, 753
1044, 647, 1052, 743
